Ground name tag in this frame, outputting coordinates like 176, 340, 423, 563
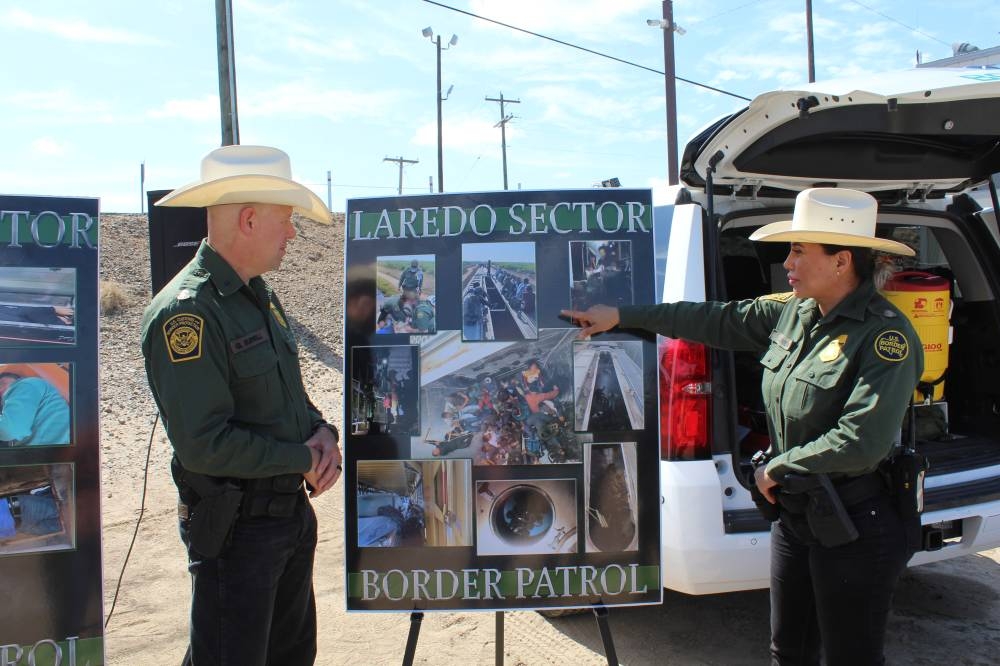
769, 330, 793, 350
230, 328, 270, 353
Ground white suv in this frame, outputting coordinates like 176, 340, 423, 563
654, 67, 1000, 594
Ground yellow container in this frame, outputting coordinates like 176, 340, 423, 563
882, 271, 950, 402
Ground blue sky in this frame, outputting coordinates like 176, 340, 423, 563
2, 0, 998, 213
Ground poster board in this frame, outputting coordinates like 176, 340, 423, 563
343, 190, 662, 612
0, 198, 104, 664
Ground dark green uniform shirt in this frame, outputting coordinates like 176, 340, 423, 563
141, 241, 322, 478
620, 280, 923, 479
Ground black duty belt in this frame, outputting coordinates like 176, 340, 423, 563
778, 472, 886, 514
240, 473, 303, 518
7, 495, 21, 526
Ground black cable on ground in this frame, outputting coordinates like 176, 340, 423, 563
104, 412, 158, 629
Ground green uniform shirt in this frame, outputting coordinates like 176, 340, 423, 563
620, 280, 923, 479
140, 241, 322, 478
0, 377, 71, 446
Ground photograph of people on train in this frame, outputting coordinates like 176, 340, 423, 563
572, 340, 644, 431
350, 345, 420, 437
461, 242, 537, 341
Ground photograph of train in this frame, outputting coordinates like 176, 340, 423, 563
568, 240, 633, 311
0, 363, 72, 447
584, 443, 639, 553
573, 340, 644, 431
475, 478, 577, 556
356, 459, 472, 548
411, 330, 585, 465
375, 254, 436, 334
0, 463, 75, 556
350, 346, 419, 437
0, 267, 76, 347
461, 242, 537, 341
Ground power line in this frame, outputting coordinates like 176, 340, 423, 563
846, 0, 951, 48
422, 0, 751, 101
686, 0, 768, 26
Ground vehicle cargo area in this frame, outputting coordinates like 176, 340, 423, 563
720, 200, 1000, 521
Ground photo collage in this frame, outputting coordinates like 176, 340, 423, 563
0, 267, 79, 557
351, 238, 643, 559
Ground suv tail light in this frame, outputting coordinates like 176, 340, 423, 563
659, 337, 712, 460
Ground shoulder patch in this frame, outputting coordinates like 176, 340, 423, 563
269, 302, 288, 328
759, 292, 795, 303
163, 313, 204, 363
873, 329, 909, 362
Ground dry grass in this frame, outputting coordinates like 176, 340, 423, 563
100, 280, 130, 315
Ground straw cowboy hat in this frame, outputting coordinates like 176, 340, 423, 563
750, 188, 914, 256
155, 145, 332, 224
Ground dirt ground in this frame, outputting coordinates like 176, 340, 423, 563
98, 214, 1000, 665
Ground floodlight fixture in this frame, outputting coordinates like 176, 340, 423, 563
448, 34, 458, 47
422, 26, 433, 39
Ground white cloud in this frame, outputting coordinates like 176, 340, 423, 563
32, 137, 68, 156
147, 96, 219, 122
2, 8, 163, 45
287, 35, 365, 61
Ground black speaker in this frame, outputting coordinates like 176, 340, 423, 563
147, 189, 207, 294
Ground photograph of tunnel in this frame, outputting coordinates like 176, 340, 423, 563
356, 459, 472, 548
475, 478, 577, 556
461, 242, 537, 342
375, 254, 436, 334
350, 345, 420, 437
568, 240, 633, 311
410, 329, 586, 465
0, 463, 75, 556
0, 267, 76, 347
573, 340, 644, 432
584, 443, 639, 553
0, 363, 73, 448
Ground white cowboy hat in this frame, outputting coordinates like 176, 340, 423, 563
155, 145, 332, 224
749, 188, 914, 256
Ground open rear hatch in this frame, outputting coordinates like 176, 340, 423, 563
681, 68, 1000, 199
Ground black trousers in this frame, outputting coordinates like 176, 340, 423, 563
770, 492, 908, 666
179, 492, 318, 666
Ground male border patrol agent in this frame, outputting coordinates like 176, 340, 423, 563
141, 145, 342, 666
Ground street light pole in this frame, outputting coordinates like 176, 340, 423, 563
435, 34, 444, 192
806, 0, 816, 82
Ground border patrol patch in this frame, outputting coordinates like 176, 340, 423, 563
874, 330, 908, 362
163, 313, 204, 363
270, 302, 288, 328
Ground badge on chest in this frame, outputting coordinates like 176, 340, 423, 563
819, 335, 848, 363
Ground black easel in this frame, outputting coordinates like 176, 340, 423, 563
401, 606, 620, 666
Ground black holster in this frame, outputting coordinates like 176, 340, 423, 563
746, 469, 780, 522
172, 457, 243, 558
881, 449, 929, 554
780, 473, 859, 548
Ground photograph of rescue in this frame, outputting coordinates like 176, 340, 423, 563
475, 478, 577, 556
568, 240, 634, 311
410, 329, 584, 465
0, 463, 75, 556
584, 443, 639, 553
0, 363, 72, 447
375, 254, 436, 334
349, 346, 419, 437
356, 459, 472, 548
0, 267, 76, 346
573, 340, 644, 432
461, 241, 537, 341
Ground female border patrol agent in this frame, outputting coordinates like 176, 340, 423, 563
563, 188, 922, 666
142, 145, 342, 666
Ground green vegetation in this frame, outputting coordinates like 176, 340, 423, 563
379, 259, 435, 277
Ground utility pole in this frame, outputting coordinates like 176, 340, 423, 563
806, 0, 816, 82
485, 92, 521, 190
648, 3, 684, 185
383, 156, 419, 195
326, 170, 332, 211
215, 0, 239, 145
140, 161, 145, 214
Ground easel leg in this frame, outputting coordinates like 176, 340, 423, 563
402, 611, 424, 666
593, 606, 619, 666
495, 610, 504, 665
